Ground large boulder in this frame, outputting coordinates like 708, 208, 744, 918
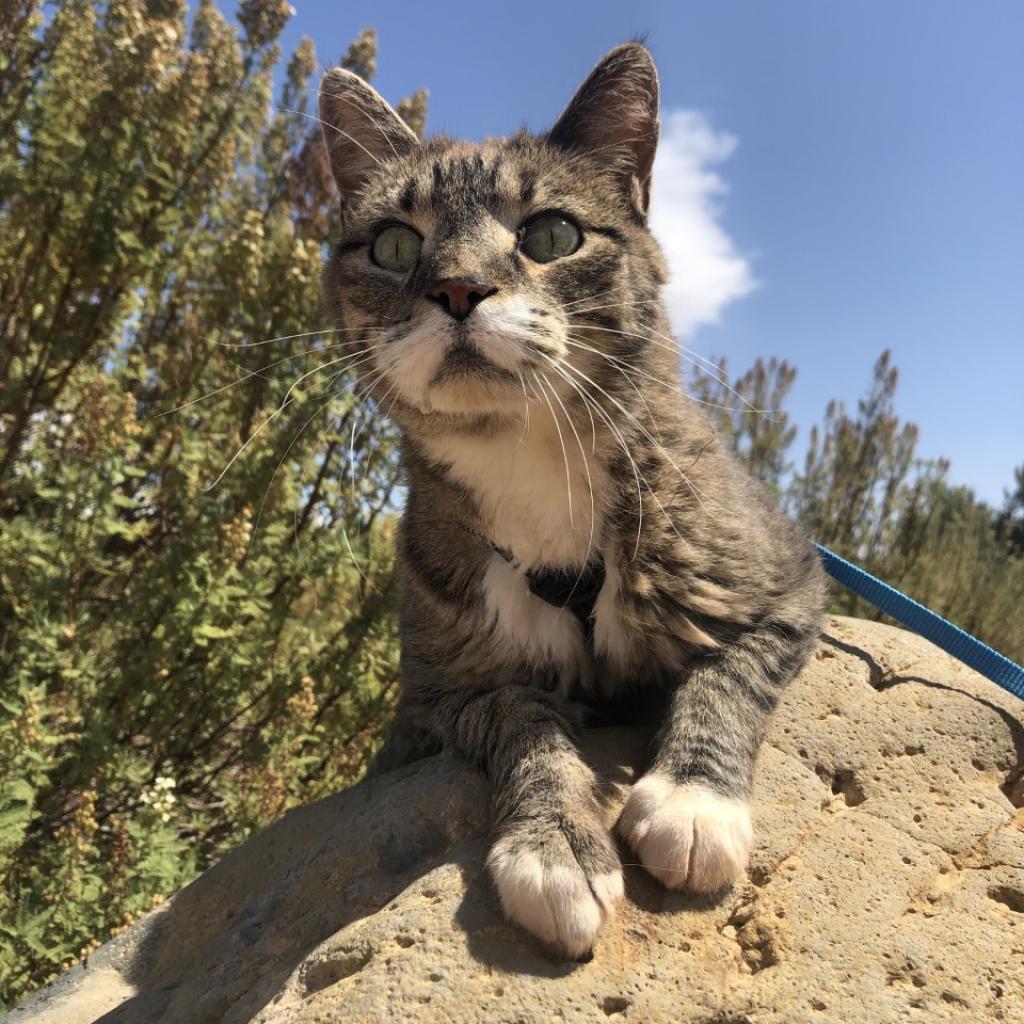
10, 617, 1023, 1024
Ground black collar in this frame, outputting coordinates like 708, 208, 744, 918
493, 543, 606, 630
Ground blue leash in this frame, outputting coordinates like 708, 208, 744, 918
815, 544, 1024, 701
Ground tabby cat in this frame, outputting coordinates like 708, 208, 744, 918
318, 43, 825, 959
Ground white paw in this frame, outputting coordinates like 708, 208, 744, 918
487, 836, 623, 959
618, 774, 752, 893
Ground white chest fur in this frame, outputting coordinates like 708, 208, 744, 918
481, 554, 590, 690
423, 406, 606, 570
425, 412, 638, 689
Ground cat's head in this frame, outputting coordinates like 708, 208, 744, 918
319, 43, 668, 425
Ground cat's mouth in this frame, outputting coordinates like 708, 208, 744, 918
431, 339, 517, 386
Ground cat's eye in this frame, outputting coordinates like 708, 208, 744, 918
371, 225, 422, 272
518, 214, 582, 263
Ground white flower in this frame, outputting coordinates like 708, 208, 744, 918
141, 776, 178, 823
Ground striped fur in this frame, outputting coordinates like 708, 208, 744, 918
319, 43, 825, 959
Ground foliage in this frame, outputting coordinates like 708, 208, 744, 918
692, 353, 1024, 662
688, 355, 797, 494
0, 0, 426, 1007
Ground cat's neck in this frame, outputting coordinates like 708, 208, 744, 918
417, 407, 612, 571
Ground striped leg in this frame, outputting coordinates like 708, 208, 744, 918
419, 684, 624, 958
619, 627, 806, 892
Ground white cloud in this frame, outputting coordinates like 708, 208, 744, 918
649, 110, 756, 337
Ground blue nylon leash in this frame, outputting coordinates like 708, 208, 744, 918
815, 544, 1024, 701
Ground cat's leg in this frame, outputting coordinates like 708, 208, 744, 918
421, 683, 623, 959
368, 698, 442, 775
618, 627, 809, 893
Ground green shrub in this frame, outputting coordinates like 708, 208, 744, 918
0, 1, 419, 1005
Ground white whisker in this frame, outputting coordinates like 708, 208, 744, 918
536, 368, 597, 602
545, 360, 645, 559
557, 358, 726, 521
212, 325, 384, 351
201, 351, 362, 492
249, 390, 338, 557
279, 104, 384, 171
566, 318, 771, 419
563, 336, 665, 441
155, 342, 373, 419
532, 370, 575, 531
515, 372, 532, 446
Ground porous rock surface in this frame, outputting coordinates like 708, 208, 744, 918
10, 617, 1023, 1024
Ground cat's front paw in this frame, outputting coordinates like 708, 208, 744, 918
487, 819, 623, 960
618, 774, 752, 893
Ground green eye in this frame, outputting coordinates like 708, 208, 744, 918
519, 214, 581, 263
371, 225, 422, 272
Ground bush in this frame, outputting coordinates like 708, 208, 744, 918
0, 1, 418, 1005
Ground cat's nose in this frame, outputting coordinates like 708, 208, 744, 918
426, 278, 497, 320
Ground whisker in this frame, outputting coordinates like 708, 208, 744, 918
545, 361, 645, 559
278, 104, 384, 171
515, 372, 532, 445
557, 358, 726, 521
562, 336, 753, 418
536, 370, 597, 603
349, 413, 360, 505
294, 408, 357, 613
201, 352, 363, 492
331, 92, 402, 161
211, 325, 384, 351
247, 396, 332, 559
361, 380, 401, 492
345, 354, 403, 494
531, 370, 575, 530
577, 386, 685, 554
563, 337, 665, 442
550, 286, 623, 313
154, 342, 374, 419
317, 349, 379, 397
566, 319, 771, 419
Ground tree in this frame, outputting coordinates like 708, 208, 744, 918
997, 464, 1024, 556
788, 350, 920, 561
701, 351, 1024, 660
687, 356, 797, 493
0, 1, 425, 1006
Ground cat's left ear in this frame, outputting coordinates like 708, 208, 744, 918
318, 69, 420, 201
547, 42, 660, 215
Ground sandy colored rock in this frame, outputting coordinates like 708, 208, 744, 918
9, 617, 1023, 1024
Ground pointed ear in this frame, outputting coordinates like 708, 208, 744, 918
547, 43, 660, 213
318, 69, 420, 200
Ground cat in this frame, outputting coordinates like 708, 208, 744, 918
317, 42, 825, 960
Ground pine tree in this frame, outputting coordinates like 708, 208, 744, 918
697, 351, 1024, 662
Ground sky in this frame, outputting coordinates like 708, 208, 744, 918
271, 0, 1022, 505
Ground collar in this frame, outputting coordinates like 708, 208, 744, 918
492, 542, 606, 630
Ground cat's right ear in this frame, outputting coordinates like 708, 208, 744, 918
318, 69, 420, 200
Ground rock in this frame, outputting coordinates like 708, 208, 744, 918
10, 617, 1023, 1024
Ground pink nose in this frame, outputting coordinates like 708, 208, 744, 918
427, 278, 497, 320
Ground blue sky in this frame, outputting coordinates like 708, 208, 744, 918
273, 1, 1022, 505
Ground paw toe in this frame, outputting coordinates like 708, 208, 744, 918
619, 774, 752, 893
488, 835, 622, 958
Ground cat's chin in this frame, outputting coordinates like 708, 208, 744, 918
421, 377, 526, 417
